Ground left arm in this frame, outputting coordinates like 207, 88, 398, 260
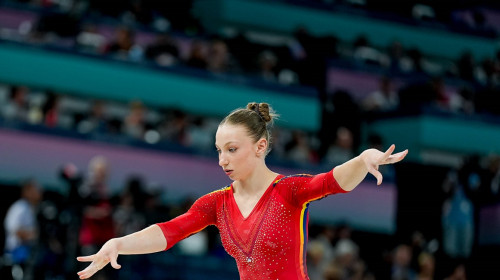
333, 144, 408, 191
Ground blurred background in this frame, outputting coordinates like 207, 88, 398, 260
0, 0, 499, 279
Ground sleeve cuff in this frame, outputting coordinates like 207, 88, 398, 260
328, 168, 350, 193
155, 222, 178, 251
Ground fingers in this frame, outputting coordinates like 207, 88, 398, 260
367, 165, 383, 185
375, 171, 383, 185
385, 149, 409, 164
392, 149, 408, 161
381, 144, 396, 161
110, 257, 122, 269
76, 254, 120, 279
76, 255, 95, 262
77, 263, 98, 279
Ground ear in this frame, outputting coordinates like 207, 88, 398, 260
255, 138, 268, 157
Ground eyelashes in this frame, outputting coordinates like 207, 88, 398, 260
215, 147, 237, 154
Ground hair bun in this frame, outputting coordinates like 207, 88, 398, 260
247, 102, 272, 123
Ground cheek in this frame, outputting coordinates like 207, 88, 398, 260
234, 149, 252, 165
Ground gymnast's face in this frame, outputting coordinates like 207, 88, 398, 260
215, 123, 266, 181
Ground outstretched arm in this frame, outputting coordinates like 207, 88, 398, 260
77, 224, 166, 279
332, 144, 408, 191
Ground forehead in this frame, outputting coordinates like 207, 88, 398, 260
215, 124, 250, 145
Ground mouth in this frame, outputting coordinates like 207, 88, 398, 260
224, 169, 233, 176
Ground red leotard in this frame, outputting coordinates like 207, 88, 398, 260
157, 169, 348, 280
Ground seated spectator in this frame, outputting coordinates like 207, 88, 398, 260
307, 226, 336, 280
206, 38, 239, 74
123, 101, 146, 139
113, 176, 148, 237
256, 50, 278, 82
144, 33, 180, 66
444, 263, 467, 280
77, 100, 109, 134
391, 244, 417, 280
4, 179, 42, 265
76, 24, 107, 54
353, 35, 389, 67
323, 263, 343, 280
430, 76, 451, 109
334, 225, 363, 280
416, 252, 435, 280
2, 86, 29, 122
187, 117, 215, 152
306, 240, 328, 280
476, 57, 500, 86
284, 130, 314, 165
324, 127, 355, 165
159, 109, 189, 146
185, 39, 208, 69
362, 76, 399, 112
104, 27, 142, 61
449, 86, 475, 114
42, 91, 60, 128
387, 40, 413, 73
267, 127, 288, 160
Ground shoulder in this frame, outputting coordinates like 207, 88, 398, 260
272, 174, 317, 205
206, 185, 231, 196
8, 199, 29, 212
196, 185, 231, 202
273, 174, 314, 187
5, 200, 29, 222
189, 186, 230, 211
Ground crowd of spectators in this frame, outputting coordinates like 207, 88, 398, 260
4, 156, 496, 280
1, 0, 500, 279
1, 0, 499, 90
0, 83, 329, 168
0, 155, 183, 280
1, 81, 499, 280
1, 0, 499, 164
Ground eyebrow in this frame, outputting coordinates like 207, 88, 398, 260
215, 141, 238, 148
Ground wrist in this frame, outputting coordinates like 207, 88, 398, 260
358, 150, 368, 164
358, 149, 374, 171
110, 238, 122, 253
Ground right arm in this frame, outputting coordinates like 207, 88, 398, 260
77, 191, 219, 280
77, 224, 166, 279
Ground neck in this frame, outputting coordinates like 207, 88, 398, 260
234, 163, 278, 196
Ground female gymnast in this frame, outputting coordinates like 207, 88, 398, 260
77, 102, 407, 280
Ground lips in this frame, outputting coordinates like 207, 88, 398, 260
224, 169, 233, 176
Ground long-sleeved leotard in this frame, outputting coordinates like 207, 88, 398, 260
157, 169, 348, 280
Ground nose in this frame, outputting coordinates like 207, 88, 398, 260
219, 153, 228, 167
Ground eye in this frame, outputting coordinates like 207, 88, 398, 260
228, 147, 237, 153
216, 148, 221, 154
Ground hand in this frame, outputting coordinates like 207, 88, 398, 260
360, 144, 408, 185
77, 239, 122, 279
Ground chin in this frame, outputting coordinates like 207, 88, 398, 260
229, 172, 244, 181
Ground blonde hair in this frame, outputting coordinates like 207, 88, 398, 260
220, 102, 278, 155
